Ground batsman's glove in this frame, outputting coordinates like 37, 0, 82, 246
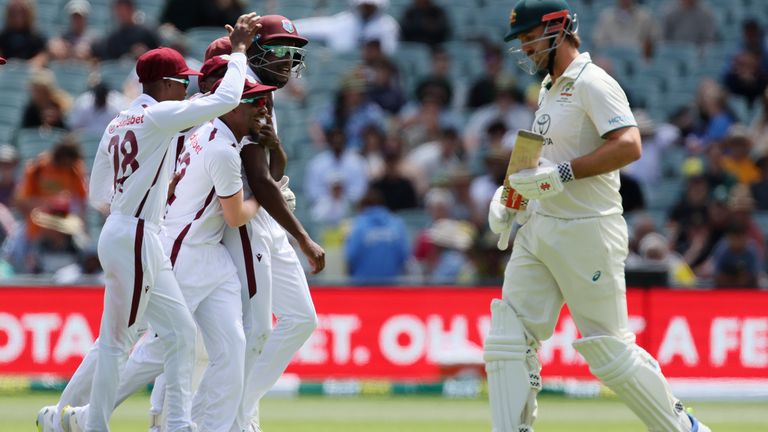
488, 186, 516, 234
278, 176, 296, 212
508, 158, 574, 200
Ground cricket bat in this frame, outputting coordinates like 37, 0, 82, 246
497, 130, 544, 250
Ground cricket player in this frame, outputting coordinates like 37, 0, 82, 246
59, 78, 277, 432
485, 1, 711, 431
35, 14, 261, 432
205, 16, 326, 432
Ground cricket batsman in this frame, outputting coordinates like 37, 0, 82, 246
484, 1, 711, 431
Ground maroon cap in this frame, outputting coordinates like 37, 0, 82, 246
200, 54, 230, 81
211, 76, 277, 99
0, 57, 6, 65
136, 47, 202, 83
255, 15, 308, 47
205, 37, 232, 61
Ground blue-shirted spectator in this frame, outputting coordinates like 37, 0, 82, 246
712, 222, 761, 288
345, 188, 410, 282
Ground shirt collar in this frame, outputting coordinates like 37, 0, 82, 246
212, 117, 238, 148
542, 52, 592, 89
134, 93, 158, 107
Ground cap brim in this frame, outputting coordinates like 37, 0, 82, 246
178, 67, 203, 77
262, 34, 309, 48
242, 84, 277, 98
0, 57, 6, 65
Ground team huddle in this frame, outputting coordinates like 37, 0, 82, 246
34, 11, 325, 432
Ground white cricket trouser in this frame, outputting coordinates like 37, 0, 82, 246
502, 213, 631, 343
104, 240, 245, 432
222, 208, 317, 431
86, 214, 196, 432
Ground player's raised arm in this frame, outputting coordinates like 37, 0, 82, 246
144, 13, 262, 132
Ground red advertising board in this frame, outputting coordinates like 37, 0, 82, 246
1, 286, 766, 381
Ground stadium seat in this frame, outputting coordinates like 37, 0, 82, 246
0, 124, 14, 144
97, 60, 135, 92
48, 61, 92, 97
184, 27, 228, 61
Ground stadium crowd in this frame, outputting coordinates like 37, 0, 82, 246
0, 0, 767, 288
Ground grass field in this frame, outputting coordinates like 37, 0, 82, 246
3, 392, 766, 432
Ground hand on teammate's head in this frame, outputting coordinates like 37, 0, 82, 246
226, 13, 262, 53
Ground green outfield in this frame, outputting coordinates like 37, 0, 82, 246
3, 392, 766, 432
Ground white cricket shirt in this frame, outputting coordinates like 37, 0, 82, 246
533, 52, 636, 219
88, 52, 248, 226
163, 118, 243, 251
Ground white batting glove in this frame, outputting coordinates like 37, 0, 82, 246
278, 176, 296, 212
515, 199, 538, 226
508, 159, 574, 200
488, 186, 517, 234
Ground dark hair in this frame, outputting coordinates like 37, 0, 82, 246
51, 136, 83, 165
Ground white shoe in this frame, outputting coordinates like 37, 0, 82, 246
61, 405, 85, 432
36, 405, 57, 432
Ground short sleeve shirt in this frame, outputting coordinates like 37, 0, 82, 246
163, 118, 243, 247
533, 52, 636, 219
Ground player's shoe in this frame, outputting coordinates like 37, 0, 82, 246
61, 405, 85, 432
688, 413, 712, 432
36, 405, 56, 432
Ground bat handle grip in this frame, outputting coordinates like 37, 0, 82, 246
497, 227, 512, 251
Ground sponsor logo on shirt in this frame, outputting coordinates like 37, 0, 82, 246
108, 114, 145, 134
189, 132, 203, 154
534, 114, 551, 135
608, 115, 629, 126
556, 81, 574, 103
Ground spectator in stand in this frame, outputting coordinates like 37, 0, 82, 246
366, 57, 406, 114
727, 183, 765, 261
469, 148, 508, 221
160, 0, 244, 32
310, 174, 353, 228
667, 174, 710, 258
661, 0, 717, 45
466, 43, 517, 109
93, 0, 159, 60
738, 19, 768, 75
0, 144, 19, 207
592, 0, 660, 60
712, 222, 761, 288
312, 74, 387, 151
360, 124, 386, 179
399, 0, 451, 48
423, 219, 476, 284
22, 69, 72, 130
47, 0, 96, 62
345, 187, 410, 282
371, 147, 418, 211
0, 0, 47, 67
723, 51, 768, 108
750, 87, 768, 156
750, 155, 768, 210
701, 143, 738, 196
632, 232, 697, 287
404, 126, 464, 196
685, 79, 735, 152
295, 0, 400, 55
67, 81, 129, 136
463, 84, 533, 155
305, 126, 369, 207
12, 136, 87, 273
623, 110, 675, 188
412, 187, 453, 269
721, 127, 760, 185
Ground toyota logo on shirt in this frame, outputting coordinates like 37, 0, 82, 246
535, 114, 551, 135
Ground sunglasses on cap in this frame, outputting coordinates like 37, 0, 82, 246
241, 96, 268, 106
163, 77, 190, 88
